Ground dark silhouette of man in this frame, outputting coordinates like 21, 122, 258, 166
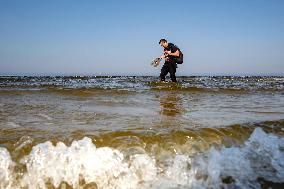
158, 39, 181, 82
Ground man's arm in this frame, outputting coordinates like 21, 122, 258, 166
165, 44, 180, 57
165, 50, 180, 57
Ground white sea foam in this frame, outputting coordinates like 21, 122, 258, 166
36, 114, 53, 121
0, 128, 283, 189
20, 137, 157, 189
6, 122, 22, 128
0, 148, 14, 189
156, 127, 284, 189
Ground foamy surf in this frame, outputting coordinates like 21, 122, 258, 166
1, 127, 284, 189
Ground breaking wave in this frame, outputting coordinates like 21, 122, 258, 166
1, 127, 284, 189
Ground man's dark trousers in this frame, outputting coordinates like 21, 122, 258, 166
160, 61, 177, 82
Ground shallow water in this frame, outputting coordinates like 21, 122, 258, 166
0, 76, 284, 189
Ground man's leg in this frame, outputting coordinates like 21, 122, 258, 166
169, 62, 177, 82
160, 63, 169, 81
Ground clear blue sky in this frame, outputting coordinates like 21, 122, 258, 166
0, 0, 284, 76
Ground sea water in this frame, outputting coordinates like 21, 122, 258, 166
0, 76, 283, 189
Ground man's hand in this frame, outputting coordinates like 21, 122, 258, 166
160, 55, 169, 61
164, 50, 171, 55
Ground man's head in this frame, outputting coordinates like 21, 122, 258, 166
159, 39, 168, 48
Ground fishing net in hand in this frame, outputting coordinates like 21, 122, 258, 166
150, 58, 161, 67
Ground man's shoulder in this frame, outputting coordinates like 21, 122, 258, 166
169, 43, 179, 51
169, 43, 178, 48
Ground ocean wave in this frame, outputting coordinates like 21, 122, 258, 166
0, 76, 283, 93
1, 127, 284, 189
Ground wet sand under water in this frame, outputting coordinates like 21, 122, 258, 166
0, 76, 284, 189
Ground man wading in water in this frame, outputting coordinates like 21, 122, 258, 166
157, 39, 183, 82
